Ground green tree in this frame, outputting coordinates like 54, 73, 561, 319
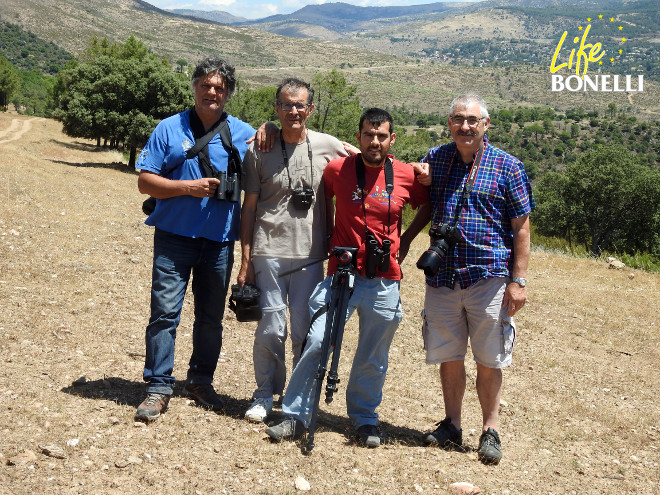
308, 69, 361, 142
12, 70, 55, 116
176, 59, 188, 73
392, 128, 441, 163
534, 144, 660, 256
53, 38, 191, 166
570, 123, 580, 138
225, 81, 277, 129
0, 56, 20, 111
523, 124, 544, 143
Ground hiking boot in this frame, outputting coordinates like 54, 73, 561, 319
184, 383, 224, 411
356, 424, 382, 448
478, 427, 502, 465
245, 397, 273, 423
422, 417, 463, 449
135, 393, 170, 421
265, 416, 306, 442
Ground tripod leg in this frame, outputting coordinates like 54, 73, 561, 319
305, 271, 351, 453
325, 272, 354, 404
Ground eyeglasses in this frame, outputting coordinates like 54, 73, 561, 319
449, 115, 485, 127
277, 101, 310, 112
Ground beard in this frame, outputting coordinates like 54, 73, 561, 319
361, 148, 385, 166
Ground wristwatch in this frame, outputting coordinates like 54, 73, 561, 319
511, 276, 527, 287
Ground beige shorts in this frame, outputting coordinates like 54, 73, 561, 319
422, 277, 516, 368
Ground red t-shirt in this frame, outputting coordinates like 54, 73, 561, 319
324, 154, 429, 280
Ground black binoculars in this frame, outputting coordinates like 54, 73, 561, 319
215, 171, 241, 202
365, 231, 391, 279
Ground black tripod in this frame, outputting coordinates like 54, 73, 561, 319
279, 247, 358, 454
305, 247, 357, 454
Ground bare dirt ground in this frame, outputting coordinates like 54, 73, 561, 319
1, 113, 658, 494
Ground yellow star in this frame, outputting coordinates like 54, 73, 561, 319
587, 17, 591, 21
579, 26, 583, 30
610, 57, 615, 62
619, 49, 623, 54
610, 17, 614, 22
619, 26, 623, 30
622, 37, 626, 42
599, 15, 603, 19
599, 61, 603, 65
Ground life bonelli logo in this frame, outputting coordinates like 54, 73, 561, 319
550, 14, 643, 92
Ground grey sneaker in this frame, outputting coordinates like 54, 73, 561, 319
265, 416, 306, 442
135, 393, 170, 421
477, 427, 502, 465
356, 424, 382, 448
422, 417, 463, 449
184, 383, 224, 411
245, 397, 273, 423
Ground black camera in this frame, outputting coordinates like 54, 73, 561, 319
228, 283, 262, 322
215, 171, 241, 203
142, 196, 156, 215
291, 187, 314, 210
365, 231, 391, 279
416, 223, 462, 277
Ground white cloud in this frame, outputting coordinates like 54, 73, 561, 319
199, 0, 237, 8
262, 4, 280, 15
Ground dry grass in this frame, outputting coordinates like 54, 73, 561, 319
1, 113, 659, 494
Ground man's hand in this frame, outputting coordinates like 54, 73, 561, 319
237, 261, 255, 287
138, 170, 221, 199
247, 122, 279, 152
398, 238, 411, 265
341, 141, 360, 156
188, 177, 221, 198
411, 162, 431, 186
502, 283, 527, 317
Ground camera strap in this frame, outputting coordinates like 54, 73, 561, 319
356, 154, 394, 238
187, 107, 242, 179
280, 131, 313, 190
432, 143, 484, 228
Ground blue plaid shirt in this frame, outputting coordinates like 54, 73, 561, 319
422, 136, 534, 289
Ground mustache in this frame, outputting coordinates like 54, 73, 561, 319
457, 130, 476, 136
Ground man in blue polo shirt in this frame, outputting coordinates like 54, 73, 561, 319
403, 94, 534, 464
134, 57, 256, 421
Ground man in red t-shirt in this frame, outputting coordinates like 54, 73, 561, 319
265, 108, 430, 448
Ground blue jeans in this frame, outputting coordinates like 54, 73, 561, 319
143, 228, 234, 395
282, 274, 403, 429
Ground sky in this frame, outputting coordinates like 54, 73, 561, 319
142, 0, 475, 20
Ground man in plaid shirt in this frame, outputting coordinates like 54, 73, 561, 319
402, 94, 534, 465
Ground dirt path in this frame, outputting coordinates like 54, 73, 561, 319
0, 117, 45, 145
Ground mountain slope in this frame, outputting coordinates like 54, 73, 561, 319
0, 0, 398, 68
170, 9, 247, 24
1, 0, 657, 120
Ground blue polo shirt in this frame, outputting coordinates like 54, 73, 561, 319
136, 109, 255, 242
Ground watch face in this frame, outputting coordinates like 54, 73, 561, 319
513, 277, 526, 287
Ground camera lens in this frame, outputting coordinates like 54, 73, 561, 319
416, 240, 450, 277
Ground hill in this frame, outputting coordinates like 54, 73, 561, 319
235, 1, 465, 39
169, 9, 247, 24
1, 0, 658, 120
0, 18, 73, 74
0, 0, 401, 71
1, 113, 659, 494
